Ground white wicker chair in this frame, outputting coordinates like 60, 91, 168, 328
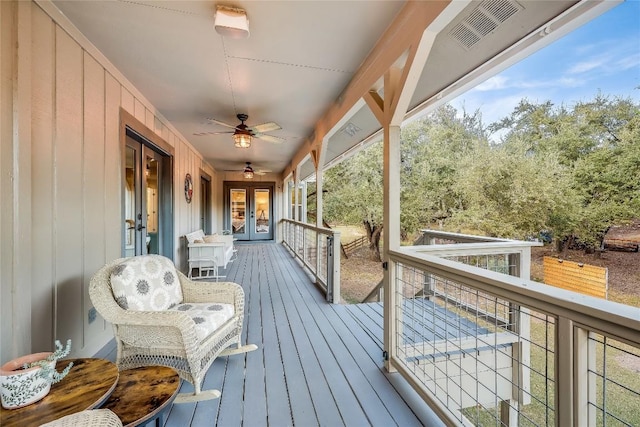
89, 255, 257, 403
40, 409, 122, 427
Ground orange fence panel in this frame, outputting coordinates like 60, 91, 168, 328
543, 256, 608, 299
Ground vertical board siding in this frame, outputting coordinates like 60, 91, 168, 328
31, 5, 55, 351
104, 72, 121, 263
120, 86, 134, 113
82, 51, 106, 350
133, 98, 144, 123
0, 0, 17, 362
54, 27, 84, 347
0, 1, 214, 359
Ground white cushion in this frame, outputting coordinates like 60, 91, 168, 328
185, 230, 206, 244
203, 234, 219, 243
110, 255, 183, 311
168, 303, 234, 342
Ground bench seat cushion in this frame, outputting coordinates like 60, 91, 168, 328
168, 303, 235, 342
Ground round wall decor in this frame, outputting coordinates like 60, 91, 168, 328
184, 173, 193, 203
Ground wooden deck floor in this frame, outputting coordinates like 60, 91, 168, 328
107, 243, 444, 426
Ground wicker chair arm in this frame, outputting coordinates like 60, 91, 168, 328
113, 309, 200, 350
178, 271, 245, 315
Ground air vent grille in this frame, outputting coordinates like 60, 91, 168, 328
483, 0, 521, 23
450, 0, 523, 50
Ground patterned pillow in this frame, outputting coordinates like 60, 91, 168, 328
110, 255, 183, 311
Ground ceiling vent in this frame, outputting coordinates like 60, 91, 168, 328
341, 122, 361, 137
450, 0, 523, 50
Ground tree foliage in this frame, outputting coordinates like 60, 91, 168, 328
322, 94, 640, 251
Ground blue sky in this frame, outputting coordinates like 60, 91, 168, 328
450, 1, 640, 132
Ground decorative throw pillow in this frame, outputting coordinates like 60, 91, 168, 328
110, 255, 183, 311
203, 235, 219, 243
193, 239, 204, 243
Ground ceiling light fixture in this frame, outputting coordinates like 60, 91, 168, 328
233, 130, 252, 148
214, 5, 250, 39
243, 162, 254, 179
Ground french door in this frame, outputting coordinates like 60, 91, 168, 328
124, 130, 171, 256
225, 183, 274, 241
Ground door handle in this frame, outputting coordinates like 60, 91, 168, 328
137, 224, 146, 231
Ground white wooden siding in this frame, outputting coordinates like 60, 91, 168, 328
0, 0, 213, 362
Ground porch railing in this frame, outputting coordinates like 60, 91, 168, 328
387, 244, 640, 426
281, 219, 341, 303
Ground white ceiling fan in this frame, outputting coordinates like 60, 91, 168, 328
193, 113, 285, 145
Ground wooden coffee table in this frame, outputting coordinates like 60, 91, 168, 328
0, 358, 119, 427
101, 365, 180, 427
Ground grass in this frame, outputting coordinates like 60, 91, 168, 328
458, 313, 640, 426
331, 224, 367, 244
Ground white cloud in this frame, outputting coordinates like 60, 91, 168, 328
567, 58, 607, 74
474, 76, 509, 91
616, 53, 640, 71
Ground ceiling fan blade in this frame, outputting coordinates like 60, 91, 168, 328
193, 131, 234, 136
250, 122, 281, 133
255, 133, 285, 144
206, 118, 237, 129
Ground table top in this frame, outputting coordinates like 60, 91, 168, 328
0, 358, 118, 427
101, 365, 180, 427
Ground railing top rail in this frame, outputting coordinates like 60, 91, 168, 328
391, 247, 640, 345
281, 218, 339, 237
418, 229, 542, 246
404, 241, 539, 257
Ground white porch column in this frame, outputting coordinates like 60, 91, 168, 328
383, 124, 401, 372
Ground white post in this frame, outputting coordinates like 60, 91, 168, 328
556, 317, 574, 427
383, 124, 401, 372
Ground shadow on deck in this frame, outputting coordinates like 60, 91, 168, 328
155, 242, 443, 426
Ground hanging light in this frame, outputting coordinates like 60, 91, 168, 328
243, 162, 254, 179
233, 130, 252, 148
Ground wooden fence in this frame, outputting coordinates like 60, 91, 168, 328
343, 236, 368, 258
543, 256, 608, 299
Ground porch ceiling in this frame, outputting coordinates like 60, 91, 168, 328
51, 0, 608, 179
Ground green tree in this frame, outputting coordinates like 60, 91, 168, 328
450, 138, 579, 240
324, 142, 384, 259
401, 105, 487, 236
572, 106, 640, 248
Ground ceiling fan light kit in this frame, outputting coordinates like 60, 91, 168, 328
243, 162, 254, 179
195, 113, 282, 148
233, 131, 252, 148
233, 113, 252, 148
214, 5, 250, 39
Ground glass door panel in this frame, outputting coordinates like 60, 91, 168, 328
124, 134, 166, 256
230, 189, 248, 240
124, 145, 138, 257
225, 183, 274, 241
252, 189, 271, 240
145, 154, 160, 254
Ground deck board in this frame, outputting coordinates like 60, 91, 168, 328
108, 243, 442, 426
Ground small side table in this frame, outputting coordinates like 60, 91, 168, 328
101, 365, 180, 427
0, 358, 118, 427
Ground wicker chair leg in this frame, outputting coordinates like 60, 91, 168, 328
219, 344, 258, 356
174, 390, 221, 404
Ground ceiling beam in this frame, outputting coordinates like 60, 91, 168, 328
283, 0, 451, 179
